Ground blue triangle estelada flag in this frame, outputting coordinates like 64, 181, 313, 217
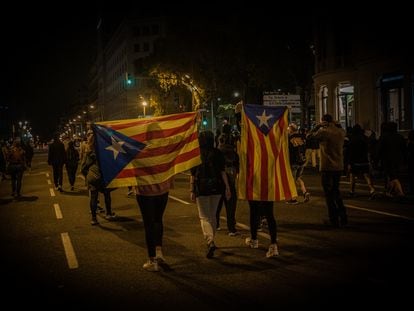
92, 124, 146, 186
244, 104, 286, 135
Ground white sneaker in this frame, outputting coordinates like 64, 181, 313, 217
156, 249, 166, 263
266, 243, 279, 258
105, 213, 116, 220
245, 237, 259, 249
143, 259, 159, 272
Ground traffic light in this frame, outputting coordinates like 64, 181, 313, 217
126, 76, 133, 85
202, 117, 208, 126
124, 73, 135, 88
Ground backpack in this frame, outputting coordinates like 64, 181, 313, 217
81, 151, 104, 189
194, 150, 224, 196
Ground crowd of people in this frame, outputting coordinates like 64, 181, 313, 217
1, 110, 413, 273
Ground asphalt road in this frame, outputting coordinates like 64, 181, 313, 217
1, 151, 413, 310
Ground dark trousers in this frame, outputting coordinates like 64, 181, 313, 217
52, 163, 64, 188
321, 170, 347, 225
66, 164, 78, 187
216, 176, 237, 232
90, 189, 112, 218
137, 192, 169, 258
9, 164, 24, 195
248, 200, 277, 243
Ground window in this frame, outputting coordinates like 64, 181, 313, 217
143, 42, 150, 52
319, 86, 328, 121
381, 74, 411, 131
336, 83, 354, 129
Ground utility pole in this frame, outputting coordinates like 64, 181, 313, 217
211, 100, 214, 131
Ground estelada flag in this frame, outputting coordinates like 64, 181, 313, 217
92, 111, 201, 188
237, 104, 297, 201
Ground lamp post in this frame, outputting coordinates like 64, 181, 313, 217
142, 101, 148, 117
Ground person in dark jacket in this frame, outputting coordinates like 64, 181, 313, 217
216, 132, 240, 235
377, 122, 406, 197
190, 130, 231, 259
310, 114, 347, 227
65, 140, 80, 191
6, 140, 26, 198
81, 132, 116, 225
48, 134, 66, 191
347, 124, 375, 197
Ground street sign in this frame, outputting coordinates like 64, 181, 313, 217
263, 94, 301, 106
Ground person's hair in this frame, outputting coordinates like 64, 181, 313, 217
321, 114, 333, 123
198, 130, 215, 149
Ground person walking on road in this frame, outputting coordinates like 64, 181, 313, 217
287, 123, 310, 204
190, 130, 231, 259
65, 140, 80, 191
309, 114, 347, 227
245, 200, 279, 258
81, 132, 116, 225
134, 177, 173, 272
6, 140, 26, 198
48, 134, 66, 192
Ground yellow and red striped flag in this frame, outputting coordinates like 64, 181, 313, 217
237, 104, 297, 201
93, 111, 201, 188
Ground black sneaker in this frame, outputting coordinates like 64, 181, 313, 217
206, 242, 216, 259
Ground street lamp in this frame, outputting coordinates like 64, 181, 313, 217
142, 101, 148, 117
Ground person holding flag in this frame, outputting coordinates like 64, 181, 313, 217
81, 131, 116, 225
91, 112, 201, 271
238, 104, 298, 257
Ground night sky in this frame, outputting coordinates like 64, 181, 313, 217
1, 2, 296, 139
1, 3, 99, 139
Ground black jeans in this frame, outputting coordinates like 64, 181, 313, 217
137, 192, 169, 258
52, 163, 64, 188
321, 170, 347, 225
90, 188, 112, 218
248, 200, 277, 243
216, 175, 237, 232
8, 164, 24, 195
66, 164, 78, 187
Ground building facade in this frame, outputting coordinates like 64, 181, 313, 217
96, 17, 165, 121
312, 13, 413, 135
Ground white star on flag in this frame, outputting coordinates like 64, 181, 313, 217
105, 136, 126, 160
256, 110, 273, 128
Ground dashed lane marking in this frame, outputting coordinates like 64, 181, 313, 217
50, 188, 56, 197
61, 232, 79, 269
169, 195, 190, 205
54, 203, 63, 219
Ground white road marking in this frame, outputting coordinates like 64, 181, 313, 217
169, 195, 190, 205
45, 173, 49, 177
61, 233, 79, 269
50, 188, 55, 197
54, 203, 63, 219
47, 179, 51, 185
231, 220, 271, 239
346, 204, 414, 221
